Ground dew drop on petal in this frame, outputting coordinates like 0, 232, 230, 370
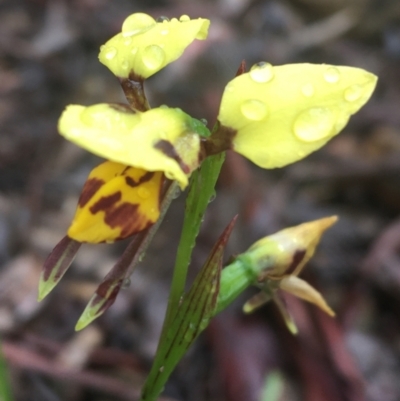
160, 29, 169, 35
301, 83, 315, 97
131, 47, 138, 55
157, 16, 170, 22
138, 187, 150, 199
121, 59, 129, 71
240, 99, 268, 121
344, 84, 362, 102
124, 37, 132, 46
122, 13, 156, 37
249, 62, 274, 83
104, 47, 117, 60
143, 45, 165, 70
179, 15, 190, 22
323, 66, 340, 84
293, 107, 335, 142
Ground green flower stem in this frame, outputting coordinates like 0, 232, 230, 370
163, 151, 225, 327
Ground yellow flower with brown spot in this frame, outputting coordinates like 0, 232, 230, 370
99, 13, 210, 79
68, 161, 164, 243
58, 104, 203, 189
210, 63, 377, 168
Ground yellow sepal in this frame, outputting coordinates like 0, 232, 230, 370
58, 104, 201, 188
68, 161, 163, 243
99, 13, 210, 79
217, 63, 377, 168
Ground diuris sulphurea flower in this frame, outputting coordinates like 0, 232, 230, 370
38, 11, 377, 334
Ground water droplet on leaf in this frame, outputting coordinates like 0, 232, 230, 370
293, 107, 335, 142
301, 83, 315, 97
323, 67, 340, 83
142, 45, 165, 70
249, 62, 274, 83
240, 99, 268, 121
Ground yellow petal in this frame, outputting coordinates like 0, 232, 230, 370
58, 104, 201, 188
217, 63, 377, 168
68, 161, 163, 243
99, 13, 210, 79
280, 275, 335, 317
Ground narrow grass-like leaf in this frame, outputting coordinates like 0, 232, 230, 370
140, 216, 236, 401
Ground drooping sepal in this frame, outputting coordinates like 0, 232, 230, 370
68, 161, 163, 243
38, 236, 81, 301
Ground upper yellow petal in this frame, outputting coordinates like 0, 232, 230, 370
217, 63, 377, 168
99, 13, 210, 79
58, 104, 201, 188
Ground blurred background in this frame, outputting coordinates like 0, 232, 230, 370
1, 0, 400, 400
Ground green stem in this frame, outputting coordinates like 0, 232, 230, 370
164, 152, 225, 327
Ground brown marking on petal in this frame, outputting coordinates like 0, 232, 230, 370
154, 140, 190, 174
94, 278, 123, 306
202, 122, 237, 156
78, 178, 105, 208
90, 192, 122, 214
105, 202, 152, 239
286, 249, 307, 276
124, 171, 155, 187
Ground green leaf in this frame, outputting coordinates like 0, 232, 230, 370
140, 216, 236, 401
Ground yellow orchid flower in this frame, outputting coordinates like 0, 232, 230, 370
58, 104, 204, 189
210, 63, 377, 168
68, 161, 164, 243
99, 13, 210, 79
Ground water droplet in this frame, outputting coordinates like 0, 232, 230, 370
323, 66, 340, 84
293, 107, 335, 142
122, 13, 156, 37
124, 37, 132, 46
344, 84, 362, 102
172, 186, 181, 199
179, 15, 190, 22
249, 62, 274, 83
208, 190, 216, 203
199, 318, 209, 331
104, 47, 117, 60
240, 99, 268, 121
131, 47, 138, 55
225, 83, 234, 92
200, 118, 208, 126
160, 29, 169, 35
171, 18, 178, 24
159, 366, 165, 372
138, 187, 150, 199
157, 16, 169, 22
142, 45, 165, 70
121, 59, 129, 71
301, 83, 315, 97
122, 278, 131, 289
